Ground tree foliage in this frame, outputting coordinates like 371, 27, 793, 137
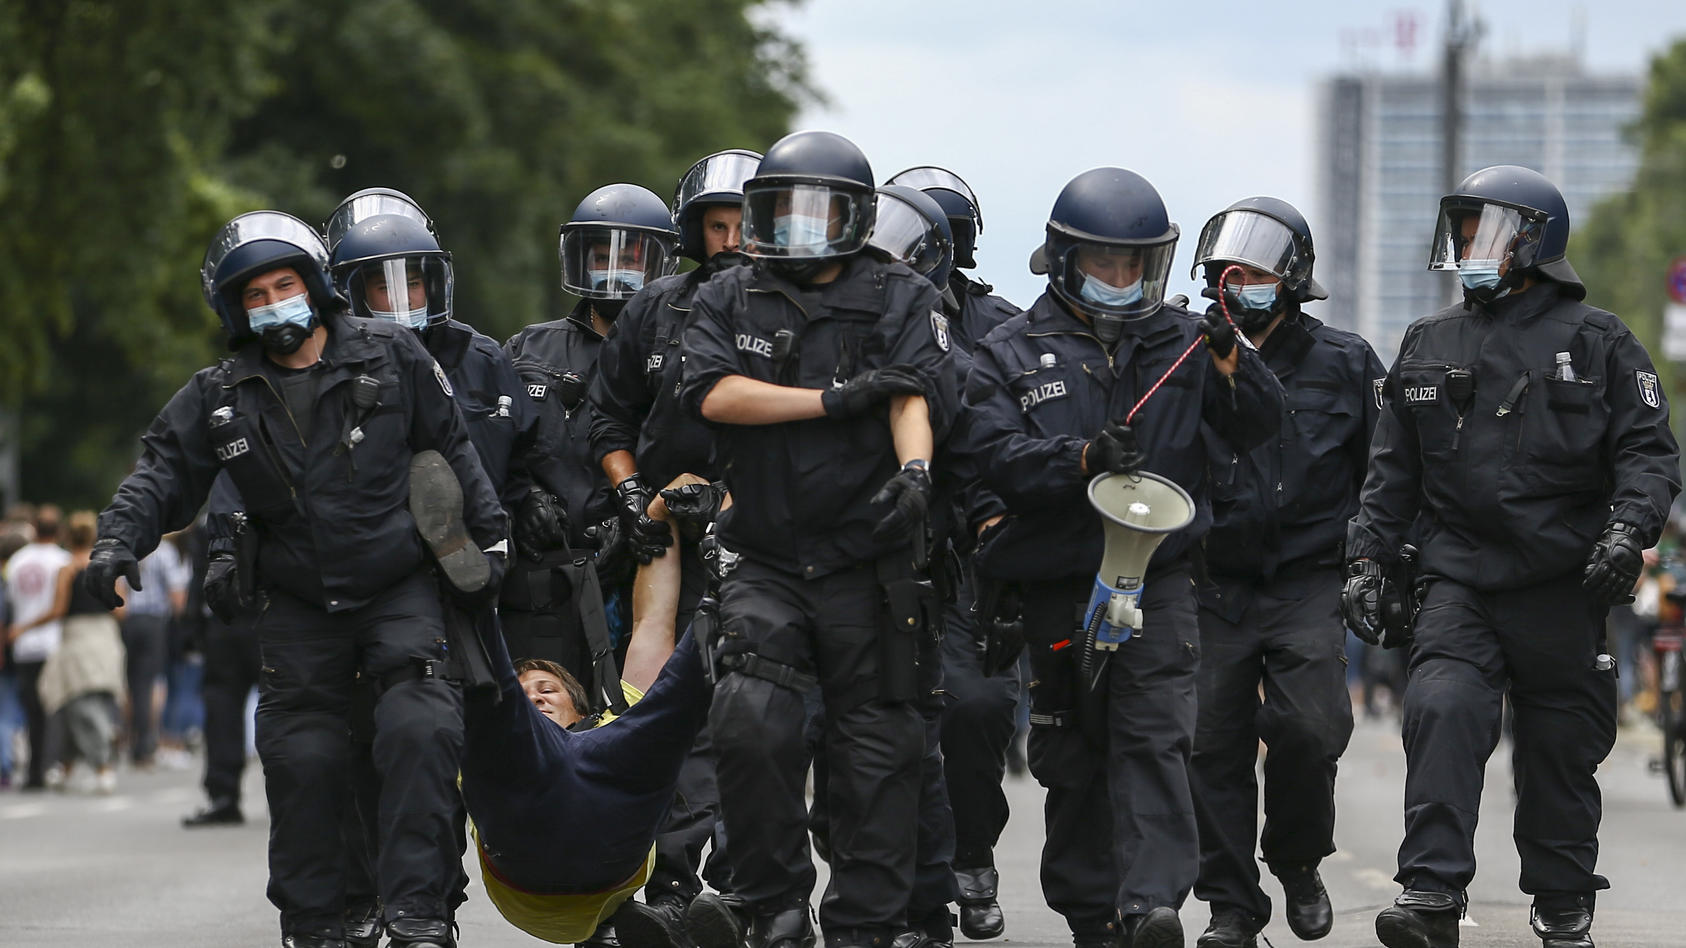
0, 0, 812, 507
1574, 39, 1686, 400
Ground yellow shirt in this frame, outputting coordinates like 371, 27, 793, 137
475, 680, 652, 944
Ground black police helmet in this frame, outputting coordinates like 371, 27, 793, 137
323, 187, 436, 255
673, 149, 762, 262
886, 166, 984, 269
742, 131, 876, 261
1032, 168, 1179, 326
329, 214, 454, 329
202, 211, 342, 348
559, 183, 680, 303
1192, 196, 1327, 303
1433, 164, 1582, 298
869, 184, 955, 289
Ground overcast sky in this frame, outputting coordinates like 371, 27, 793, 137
767, 0, 1686, 309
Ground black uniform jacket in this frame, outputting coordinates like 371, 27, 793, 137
588, 269, 722, 489
964, 291, 1284, 583
1348, 282, 1681, 591
1203, 311, 1386, 584
945, 272, 1020, 355
679, 255, 955, 578
426, 317, 538, 512
505, 302, 616, 547
98, 315, 508, 612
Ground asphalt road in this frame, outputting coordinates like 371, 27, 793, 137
1, 714, 1682, 947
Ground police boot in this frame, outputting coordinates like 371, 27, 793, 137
1196, 910, 1261, 948
618, 893, 697, 948
410, 450, 491, 594
1071, 918, 1119, 948
747, 901, 816, 948
1121, 907, 1182, 948
1271, 862, 1334, 940
580, 917, 621, 948
1531, 897, 1595, 948
384, 917, 456, 948
821, 927, 892, 948
891, 909, 956, 948
1375, 890, 1460, 948
343, 902, 383, 948
954, 865, 1005, 939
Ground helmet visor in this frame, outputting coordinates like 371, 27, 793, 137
202, 211, 328, 306
348, 255, 452, 328
868, 192, 949, 277
1056, 239, 1176, 318
742, 183, 873, 259
676, 151, 761, 214
324, 192, 433, 253
1428, 201, 1538, 272
1192, 209, 1300, 282
886, 167, 982, 230
560, 227, 675, 299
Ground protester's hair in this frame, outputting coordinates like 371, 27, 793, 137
65, 511, 96, 551
33, 504, 62, 543
514, 658, 590, 716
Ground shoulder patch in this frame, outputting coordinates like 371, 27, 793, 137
1373, 378, 1386, 410
930, 311, 951, 352
433, 360, 454, 397
1637, 370, 1661, 409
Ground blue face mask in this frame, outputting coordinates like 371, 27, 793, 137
1236, 281, 1279, 312
773, 214, 831, 253
1078, 272, 1143, 309
1458, 258, 1506, 293
247, 292, 315, 332
372, 302, 431, 329
588, 269, 644, 295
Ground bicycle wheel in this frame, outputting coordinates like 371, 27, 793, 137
1662, 652, 1686, 808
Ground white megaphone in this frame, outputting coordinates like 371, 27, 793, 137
1083, 471, 1195, 651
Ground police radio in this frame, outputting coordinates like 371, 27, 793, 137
1080, 472, 1195, 687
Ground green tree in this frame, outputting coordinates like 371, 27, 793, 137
0, 0, 813, 508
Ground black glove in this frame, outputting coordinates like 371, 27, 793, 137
585, 517, 636, 588
697, 525, 740, 587
1201, 303, 1237, 359
514, 488, 569, 560
1584, 521, 1645, 605
1086, 421, 1145, 475
871, 461, 933, 544
661, 481, 727, 540
821, 364, 927, 420
203, 553, 244, 625
1341, 558, 1384, 646
84, 538, 140, 610
614, 475, 674, 564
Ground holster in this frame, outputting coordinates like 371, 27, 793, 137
877, 556, 937, 704
972, 575, 1025, 679
1379, 544, 1423, 649
441, 599, 500, 702
232, 512, 259, 606
500, 544, 625, 715
693, 594, 722, 687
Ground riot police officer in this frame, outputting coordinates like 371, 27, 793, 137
87, 211, 509, 948
1184, 198, 1384, 948
963, 169, 1282, 948
1345, 166, 1681, 948
678, 130, 954, 948
326, 191, 549, 945
504, 184, 681, 683
587, 150, 761, 945
884, 169, 1022, 941
885, 166, 1019, 354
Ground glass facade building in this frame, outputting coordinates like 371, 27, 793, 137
1316, 57, 1640, 361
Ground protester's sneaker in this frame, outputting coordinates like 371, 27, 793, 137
409, 450, 489, 594
1272, 862, 1334, 940
1531, 899, 1595, 948
1122, 908, 1182, 948
1375, 890, 1460, 948
1196, 910, 1261, 948
619, 895, 695, 948
954, 866, 1005, 940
